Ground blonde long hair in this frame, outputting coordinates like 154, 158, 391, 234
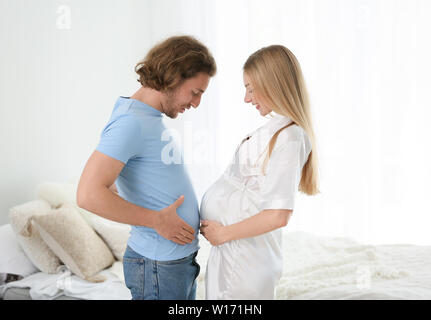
244, 45, 320, 195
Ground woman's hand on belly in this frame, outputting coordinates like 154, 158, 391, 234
200, 220, 228, 246
201, 209, 292, 246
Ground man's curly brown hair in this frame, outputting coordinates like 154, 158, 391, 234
135, 35, 217, 92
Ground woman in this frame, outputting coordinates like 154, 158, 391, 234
199, 45, 320, 300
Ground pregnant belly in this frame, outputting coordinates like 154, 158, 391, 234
200, 176, 260, 226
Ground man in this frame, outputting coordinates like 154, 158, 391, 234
76, 35, 216, 300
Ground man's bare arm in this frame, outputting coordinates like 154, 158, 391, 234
76, 150, 195, 244
77, 150, 158, 227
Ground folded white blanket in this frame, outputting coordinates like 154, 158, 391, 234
0, 262, 131, 300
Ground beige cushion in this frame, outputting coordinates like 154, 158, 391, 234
9, 200, 63, 274
79, 208, 130, 261
36, 182, 77, 208
30, 204, 115, 282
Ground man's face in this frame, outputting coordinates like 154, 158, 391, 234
162, 72, 210, 119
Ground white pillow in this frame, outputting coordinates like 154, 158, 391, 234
30, 204, 115, 282
9, 200, 63, 274
0, 224, 38, 277
90, 215, 130, 261
36, 182, 77, 208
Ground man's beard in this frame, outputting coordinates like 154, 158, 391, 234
164, 104, 179, 119
163, 89, 180, 119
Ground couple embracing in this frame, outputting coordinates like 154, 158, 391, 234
77, 35, 319, 300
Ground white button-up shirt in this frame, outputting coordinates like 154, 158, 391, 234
225, 112, 312, 210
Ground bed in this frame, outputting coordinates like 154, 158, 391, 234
1, 183, 430, 300
2, 230, 431, 300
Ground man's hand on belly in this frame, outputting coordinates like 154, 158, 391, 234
154, 195, 195, 245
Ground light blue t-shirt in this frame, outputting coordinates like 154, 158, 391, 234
96, 96, 199, 261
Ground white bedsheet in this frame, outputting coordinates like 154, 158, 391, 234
285, 241, 431, 300
0, 261, 131, 300
281, 232, 431, 299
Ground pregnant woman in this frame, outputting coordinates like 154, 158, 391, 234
199, 45, 320, 299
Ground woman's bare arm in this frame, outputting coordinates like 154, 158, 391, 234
200, 209, 292, 246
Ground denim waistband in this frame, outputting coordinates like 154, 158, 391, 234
124, 245, 198, 264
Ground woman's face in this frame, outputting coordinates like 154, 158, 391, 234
243, 72, 272, 117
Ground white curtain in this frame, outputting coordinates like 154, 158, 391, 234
1, 0, 430, 245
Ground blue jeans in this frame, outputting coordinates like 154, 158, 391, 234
123, 245, 200, 300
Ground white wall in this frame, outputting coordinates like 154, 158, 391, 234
1, 0, 431, 246
0, 0, 146, 220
